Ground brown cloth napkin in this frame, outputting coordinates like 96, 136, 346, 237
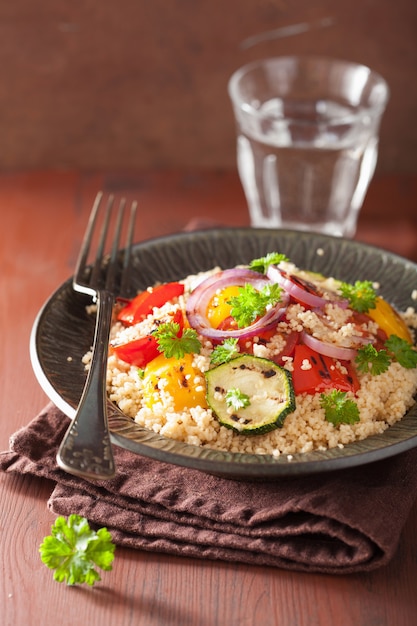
1, 403, 417, 575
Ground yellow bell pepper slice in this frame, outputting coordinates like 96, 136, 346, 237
206, 285, 240, 328
368, 297, 412, 343
143, 353, 207, 411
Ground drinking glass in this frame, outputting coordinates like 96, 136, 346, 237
228, 56, 389, 237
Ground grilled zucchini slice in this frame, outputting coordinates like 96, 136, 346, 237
205, 354, 295, 435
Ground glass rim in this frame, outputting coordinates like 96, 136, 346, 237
228, 55, 390, 117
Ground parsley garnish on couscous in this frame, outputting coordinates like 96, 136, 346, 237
227, 282, 283, 328
320, 390, 360, 426
355, 344, 391, 375
249, 252, 289, 274
385, 335, 417, 369
339, 280, 377, 313
154, 322, 202, 360
210, 338, 240, 365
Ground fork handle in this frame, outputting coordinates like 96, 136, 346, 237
56, 291, 116, 480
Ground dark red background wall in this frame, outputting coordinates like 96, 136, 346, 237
0, 1, 415, 173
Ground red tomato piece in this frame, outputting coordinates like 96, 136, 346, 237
113, 335, 160, 368
113, 309, 184, 367
117, 282, 185, 325
216, 315, 239, 330
213, 316, 245, 349
291, 344, 359, 396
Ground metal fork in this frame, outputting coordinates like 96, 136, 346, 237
56, 192, 137, 480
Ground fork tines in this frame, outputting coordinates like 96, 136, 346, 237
74, 192, 137, 299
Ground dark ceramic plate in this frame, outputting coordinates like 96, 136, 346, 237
30, 228, 417, 478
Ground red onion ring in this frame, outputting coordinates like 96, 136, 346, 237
186, 268, 289, 340
267, 265, 348, 309
301, 330, 359, 361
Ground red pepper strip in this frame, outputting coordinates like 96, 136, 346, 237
117, 282, 185, 325
113, 310, 184, 367
113, 335, 160, 367
270, 331, 300, 365
350, 311, 388, 350
291, 344, 360, 396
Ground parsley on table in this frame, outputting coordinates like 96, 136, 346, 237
39, 515, 115, 586
227, 283, 283, 328
339, 280, 377, 313
320, 390, 360, 426
154, 322, 201, 359
249, 252, 289, 274
355, 344, 391, 375
385, 335, 417, 369
210, 338, 240, 365
226, 388, 251, 411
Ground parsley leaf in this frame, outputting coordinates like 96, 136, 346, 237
227, 283, 283, 328
320, 390, 360, 426
39, 515, 115, 586
154, 322, 201, 359
385, 335, 417, 369
339, 280, 377, 313
226, 388, 251, 410
249, 252, 289, 274
210, 338, 240, 365
355, 343, 391, 375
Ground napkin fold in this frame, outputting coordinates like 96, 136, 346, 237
2, 403, 417, 574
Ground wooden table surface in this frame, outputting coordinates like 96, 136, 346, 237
1, 170, 417, 626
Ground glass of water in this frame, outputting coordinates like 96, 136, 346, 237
228, 56, 389, 237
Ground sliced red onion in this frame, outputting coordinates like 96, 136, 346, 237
301, 330, 359, 361
186, 268, 289, 340
267, 265, 348, 309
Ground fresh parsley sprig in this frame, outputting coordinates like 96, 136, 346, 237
355, 344, 391, 375
385, 335, 417, 369
226, 388, 251, 411
227, 283, 283, 328
320, 390, 360, 426
249, 252, 289, 274
355, 335, 417, 374
210, 338, 240, 365
39, 515, 116, 586
154, 322, 201, 359
339, 280, 377, 313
